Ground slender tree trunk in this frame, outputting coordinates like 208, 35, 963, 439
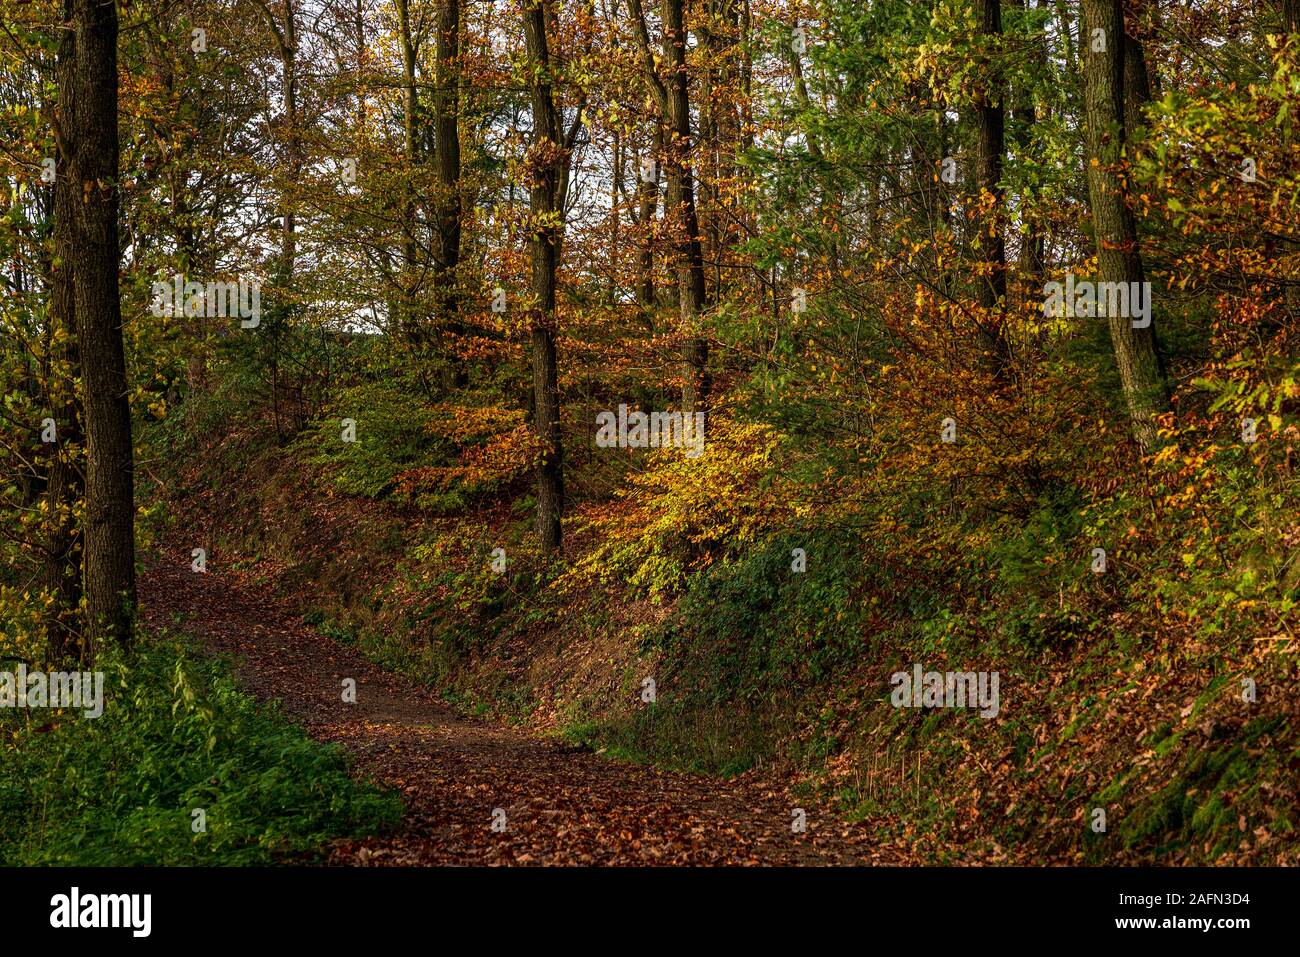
697, 13, 718, 305
253, 1, 299, 282
636, 122, 663, 320
1281, 0, 1300, 315
281, 5, 298, 282
612, 126, 622, 298
435, 0, 465, 386
45, 2, 84, 663
975, 0, 1011, 375
698, 0, 743, 304
910, 95, 955, 300
396, 0, 418, 163
1081, 0, 1168, 452
65, 0, 135, 653
396, 0, 420, 328
352, 0, 365, 127
714, 0, 743, 227
1122, 27, 1153, 139
1012, 0, 1046, 279
522, 0, 565, 553
662, 0, 710, 417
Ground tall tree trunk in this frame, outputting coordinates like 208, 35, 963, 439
637, 122, 663, 318
281, 4, 298, 282
435, 0, 465, 386
65, 0, 135, 653
1012, 0, 1046, 279
1122, 27, 1153, 139
975, 0, 1010, 375
45, 2, 84, 663
254, 1, 299, 282
253, 1, 299, 437
699, 0, 743, 302
1081, 0, 1168, 453
396, 0, 421, 345
522, 0, 565, 553
662, 0, 710, 417
909, 81, 951, 299
355, 0, 366, 128
1281, 0, 1300, 316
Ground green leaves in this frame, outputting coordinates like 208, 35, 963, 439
0, 635, 400, 866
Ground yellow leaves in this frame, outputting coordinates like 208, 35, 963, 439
562, 417, 794, 596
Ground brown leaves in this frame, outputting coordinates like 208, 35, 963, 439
140, 554, 883, 866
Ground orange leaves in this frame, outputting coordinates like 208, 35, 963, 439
421, 402, 526, 445
397, 421, 535, 494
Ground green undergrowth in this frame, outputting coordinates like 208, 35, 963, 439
0, 633, 402, 866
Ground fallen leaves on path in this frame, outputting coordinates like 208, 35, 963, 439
140, 556, 896, 866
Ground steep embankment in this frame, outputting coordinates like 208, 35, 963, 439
147, 417, 1300, 866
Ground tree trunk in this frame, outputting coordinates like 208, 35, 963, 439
975, 0, 1010, 375
636, 122, 662, 321
396, 0, 420, 338
1012, 0, 1045, 279
281, 5, 298, 282
522, 0, 565, 553
1080, 0, 1168, 453
662, 0, 710, 417
65, 0, 135, 653
1122, 28, 1153, 140
1281, 0, 1300, 316
45, 0, 84, 664
253, 0, 299, 283
434, 0, 464, 386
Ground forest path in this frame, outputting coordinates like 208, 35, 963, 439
140, 556, 883, 865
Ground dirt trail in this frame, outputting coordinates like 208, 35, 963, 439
140, 556, 884, 865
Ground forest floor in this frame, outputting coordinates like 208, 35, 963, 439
139, 553, 899, 865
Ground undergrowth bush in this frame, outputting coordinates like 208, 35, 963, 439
0, 634, 401, 865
